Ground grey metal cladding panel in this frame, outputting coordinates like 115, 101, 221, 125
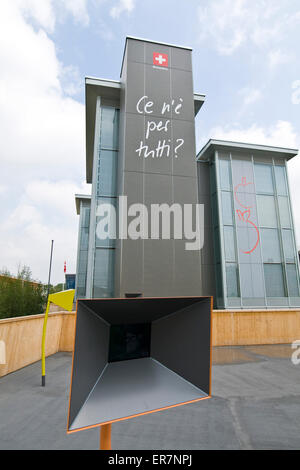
143, 115, 172, 175
200, 227, 215, 265
123, 113, 145, 173
123, 166, 144, 204
80, 297, 204, 325
173, 175, 198, 204
69, 357, 207, 430
68, 303, 110, 429
171, 69, 194, 122
143, 239, 174, 296
173, 239, 201, 296
144, 172, 173, 205
151, 299, 211, 394
120, 238, 143, 295
198, 194, 212, 227
197, 162, 211, 196
200, 264, 216, 298
172, 119, 196, 177
170, 47, 192, 71
126, 39, 145, 64
125, 61, 145, 115
144, 64, 172, 118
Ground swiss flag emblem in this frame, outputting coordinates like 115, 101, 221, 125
153, 52, 168, 67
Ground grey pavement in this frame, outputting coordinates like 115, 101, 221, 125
0, 345, 299, 450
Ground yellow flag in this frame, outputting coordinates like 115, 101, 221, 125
48, 289, 75, 311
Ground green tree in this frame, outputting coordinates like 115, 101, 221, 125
0, 265, 46, 319
49, 283, 64, 294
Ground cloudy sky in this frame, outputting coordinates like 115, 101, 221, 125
1, 0, 300, 284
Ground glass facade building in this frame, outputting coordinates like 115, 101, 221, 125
76, 102, 120, 300
198, 141, 300, 309
75, 195, 90, 298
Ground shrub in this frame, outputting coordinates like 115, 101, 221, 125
0, 266, 46, 319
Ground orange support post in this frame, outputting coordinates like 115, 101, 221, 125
100, 423, 111, 450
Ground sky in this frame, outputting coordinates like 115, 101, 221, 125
1, 0, 300, 284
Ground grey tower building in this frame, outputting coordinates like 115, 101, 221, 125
75, 37, 300, 309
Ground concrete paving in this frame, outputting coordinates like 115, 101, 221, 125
0, 345, 299, 449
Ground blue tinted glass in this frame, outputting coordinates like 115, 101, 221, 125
278, 197, 291, 228
261, 229, 281, 263
264, 264, 285, 297
100, 107, 119, 149
95, 197, 116, 248
82, 205, 90, 228
97, 150, 118, 196
226, 263, 239, 297
274, 166, 288, 196
222, 191, 233, 225
219, 159, 231, 190
224, 226, 236, 261
282, 229, 295, 262
286, 264, 299, 297
80, 226, 89, 250
257, 195, 277, 227
78, 250, 88, 274
254, 164, 274, 194
93, 248, 115, 298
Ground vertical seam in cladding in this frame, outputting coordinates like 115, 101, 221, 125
169, 47, 176, 294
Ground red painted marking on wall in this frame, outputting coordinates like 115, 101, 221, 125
234, 177, 260, 254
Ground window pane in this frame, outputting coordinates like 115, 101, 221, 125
100, 107, 119, 149
224, 226, 236, 261
226, 263, 239, 297
261, 229, 281, 263
78, 250, 88, 274
264, 264, 285, 297
76, 272, 87, 298
278, 197, 291, 228
97, 150, 118, 196
282, 229, 295, 262
219, 159, 231, 190
80, 226, 89, 250
274, 166, 288, 196
254, 164, 274, 194
221, 191, 233, 225
257, 195, 277, 227
286, 264, 300, 297
93, 248, 115, 298
81, 206, 90, 228
96, 198, 116, 248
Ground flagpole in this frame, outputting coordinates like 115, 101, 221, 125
64, 260, 66, 290
41, 239, 54, 386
